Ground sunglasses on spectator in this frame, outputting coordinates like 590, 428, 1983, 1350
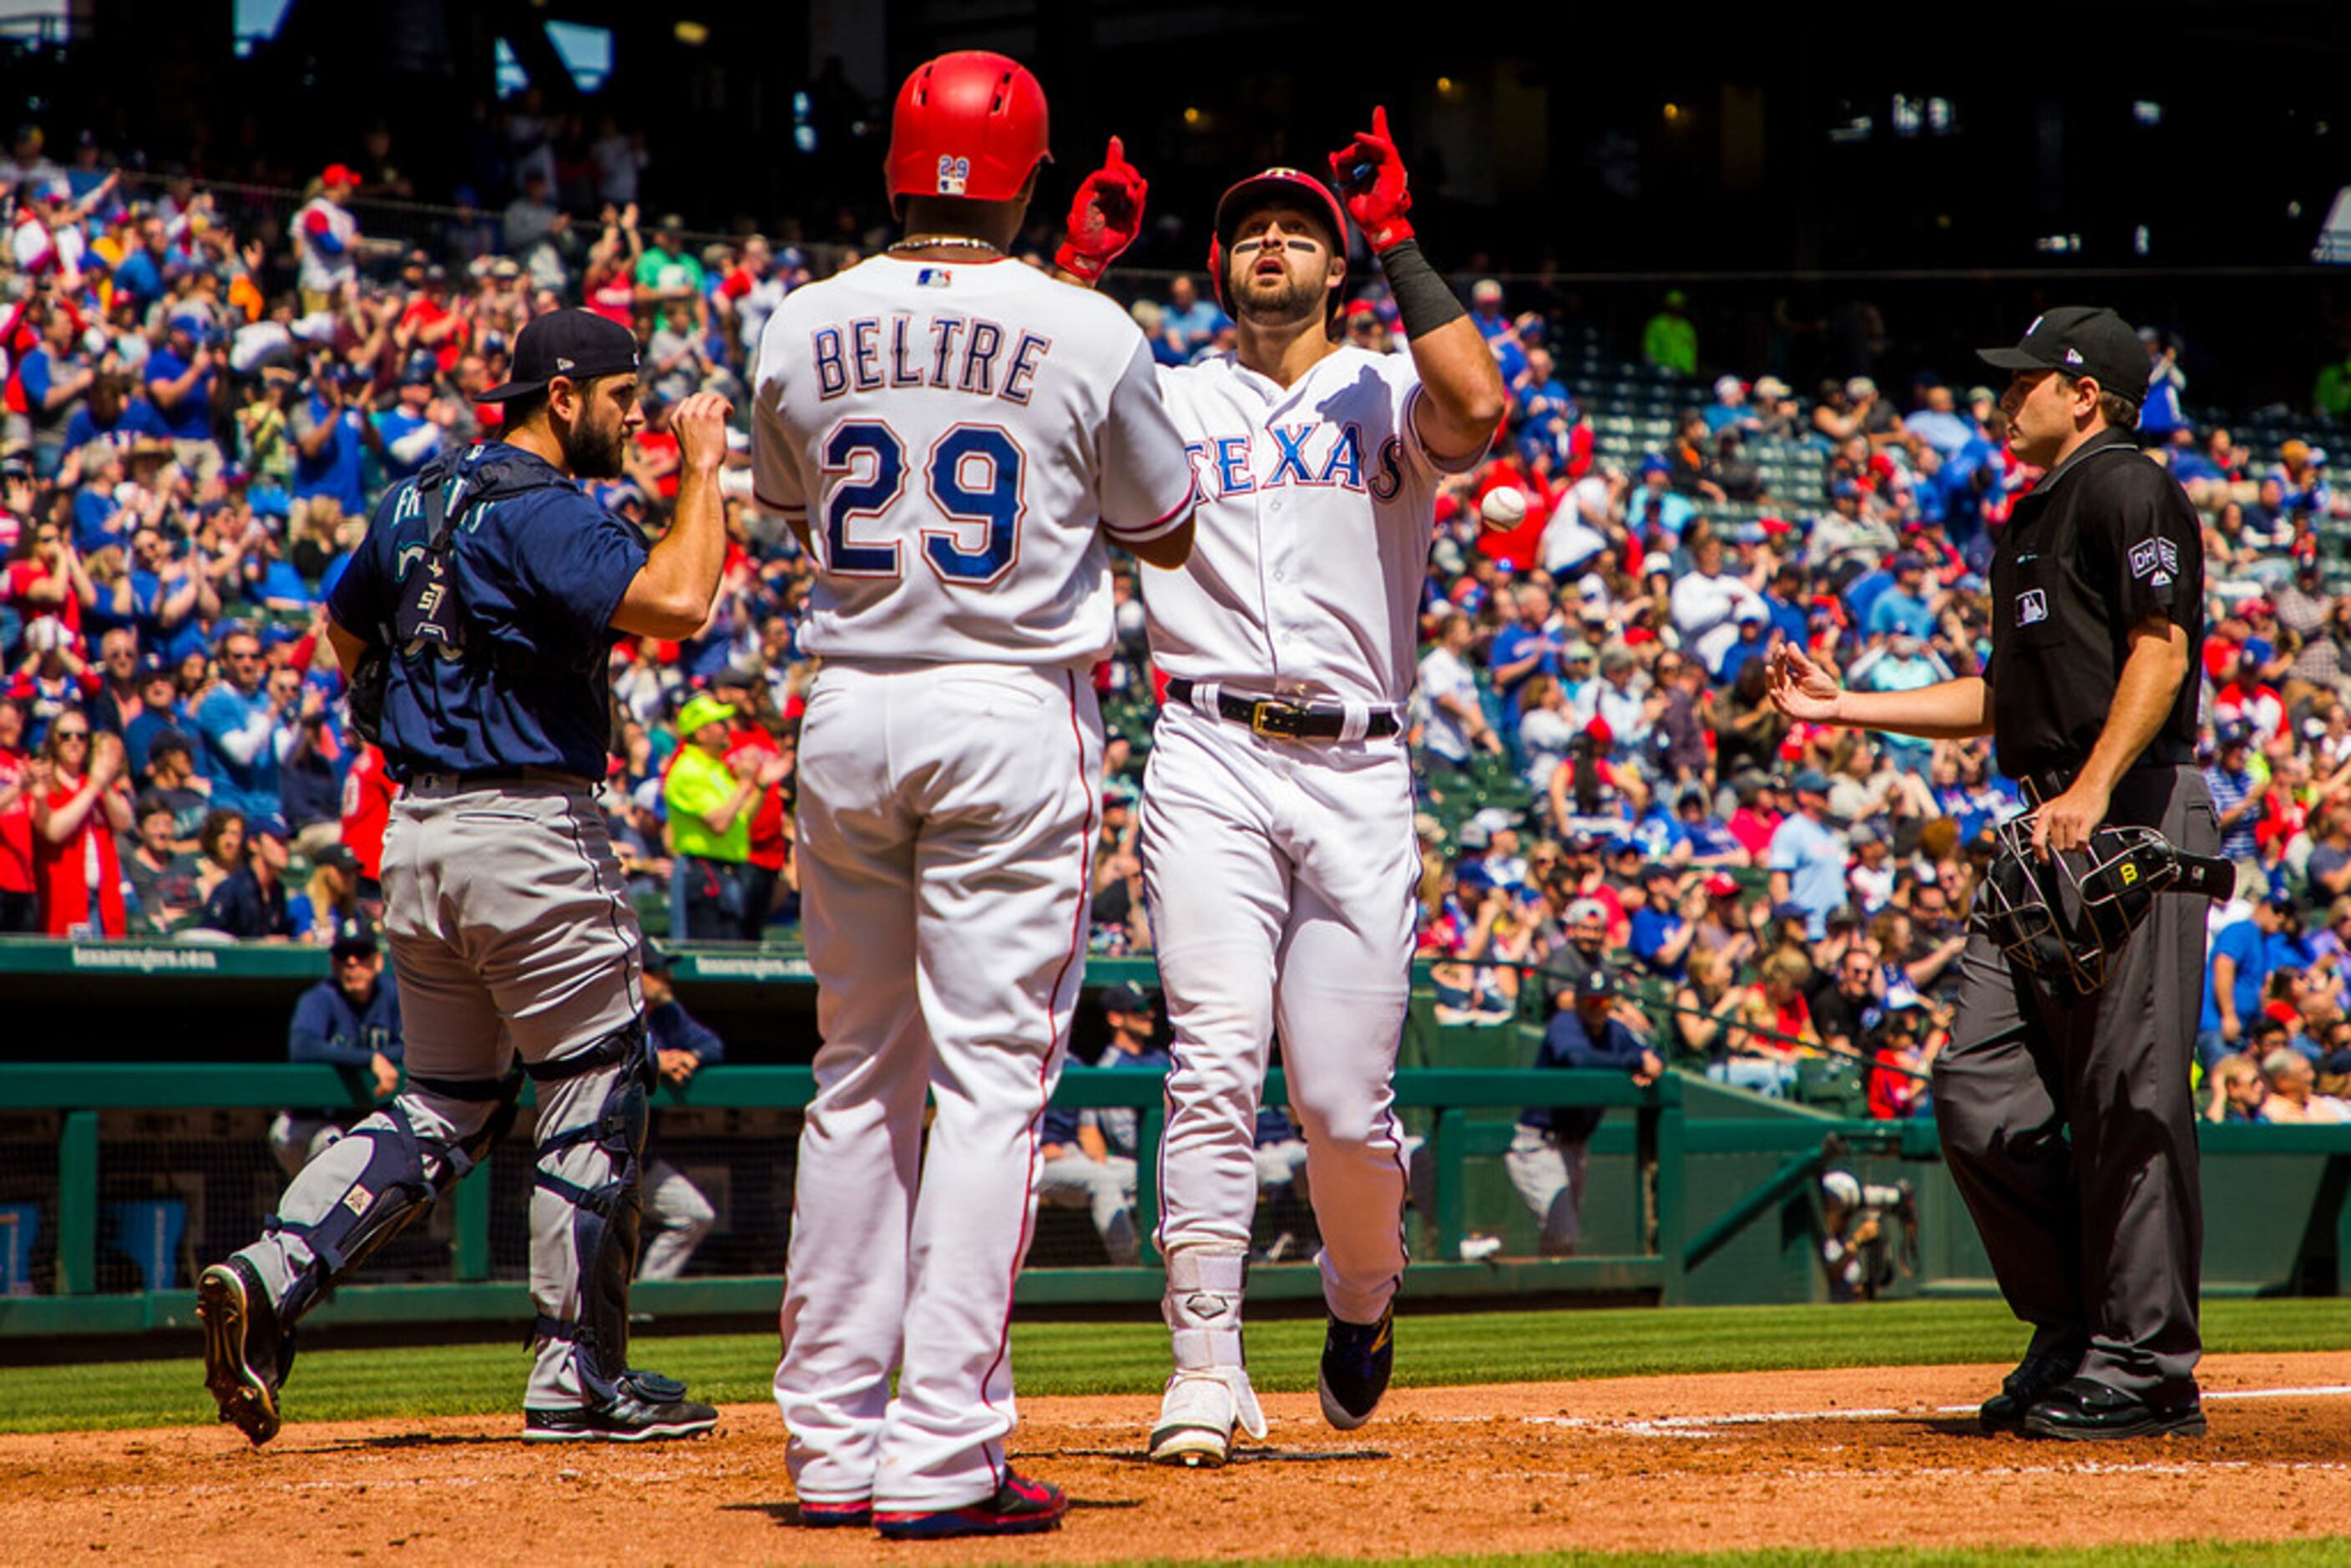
54, 729, 89, 741
226, 649, 263, 662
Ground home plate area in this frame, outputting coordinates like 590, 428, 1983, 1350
4, 1353, 2348, 1565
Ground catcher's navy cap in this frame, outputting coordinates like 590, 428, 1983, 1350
477, 310, 642, 403
1978, 306, 2146, 403
1100, 982, 1155, 1016
330, 916, 378, 956
1575, 967, 1617, 1002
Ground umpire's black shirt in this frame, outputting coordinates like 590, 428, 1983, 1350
1984, 427, 2203, 781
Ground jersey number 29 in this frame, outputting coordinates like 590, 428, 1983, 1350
822, 421, 1024, 587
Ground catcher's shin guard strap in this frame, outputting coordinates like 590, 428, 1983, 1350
1376, 240, 1466, 341
270, 1070, 519, 1323
530, 1027, 655, 1407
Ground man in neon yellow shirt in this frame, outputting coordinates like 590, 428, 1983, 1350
663, 692, 784, 939
1642, 289, 1697, 377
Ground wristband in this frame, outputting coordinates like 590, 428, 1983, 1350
1377, 239, 1466, 340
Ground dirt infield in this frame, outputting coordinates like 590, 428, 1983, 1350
7, 1353, 2349, 1564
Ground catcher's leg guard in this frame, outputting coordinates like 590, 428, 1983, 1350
527, 1022, 654, 1409
258, 1069, 522, 1326
1151, 1243, 1267, 1465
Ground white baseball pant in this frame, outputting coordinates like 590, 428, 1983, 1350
776, 660, 1100, 1513
1143, 704, 1419, 1325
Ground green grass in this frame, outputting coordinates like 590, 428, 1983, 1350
6, 1296, 2348, 1436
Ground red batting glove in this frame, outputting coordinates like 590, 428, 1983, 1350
1054, 135, 1147, 284
1327, 104, 1414, 253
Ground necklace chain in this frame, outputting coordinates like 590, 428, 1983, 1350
887, 235, 1004, 256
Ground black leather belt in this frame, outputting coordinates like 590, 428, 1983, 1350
1164, 678, 1401, 741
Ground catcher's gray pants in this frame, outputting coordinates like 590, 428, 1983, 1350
1934, 762, 2215, 1405
1503, 1124, 1589, 1256
235, 776, 645, 1409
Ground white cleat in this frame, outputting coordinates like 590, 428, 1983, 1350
1149, 1368, 1262, 1468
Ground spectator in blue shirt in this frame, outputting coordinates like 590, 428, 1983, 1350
143, 313, 223, 480
270, 915, 402, 1176
373, 355, 448, 484
1034, 983, 1167, 1266
1154, 276, 1229, 365
1505, 967, 1661, 1255
2198, 897, 2288, 1070
1629, 866, 1699, 980
1863, 550, 1939, 641
61, 374, 169, 463
199, 812, 297, 939
1767, 769, 1848, 938
2203, 721, 2262, 865
194, 624, 291, 821
291, 366, 381, 515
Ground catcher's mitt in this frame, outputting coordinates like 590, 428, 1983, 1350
1976, 812, 2233, 995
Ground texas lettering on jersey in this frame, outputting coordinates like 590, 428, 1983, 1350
1184, 422, 1410, 503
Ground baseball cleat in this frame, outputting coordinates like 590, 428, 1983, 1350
523, 1377, 718, 1443
793, 1499, 872, 1529
1150, 1370, 1246, 1467
2023, 1377, 2206, 1441
1317, 1306, 1394, 1431
873, 1472, 1068, 1538
198, 1259, 286, 1447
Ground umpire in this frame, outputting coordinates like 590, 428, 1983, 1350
195, 311, 736, 1445
1769, 306, 2214, 1440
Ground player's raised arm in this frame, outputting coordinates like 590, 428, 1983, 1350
1052, 136, 1147, 289
1328, 105, 1504, 463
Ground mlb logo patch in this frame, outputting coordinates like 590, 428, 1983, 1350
2017, 589, 2049, 626
936, 154, 970, 195
916, 268, 953, 288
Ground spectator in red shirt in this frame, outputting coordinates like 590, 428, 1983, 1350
338, 740, 395, 903
394, 264, 472, 373
2213, 654, 2287, 745
28, 716, 130, 936
0, 694, 34, 931
8, 515, 92, 648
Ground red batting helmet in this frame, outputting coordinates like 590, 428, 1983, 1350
1206, 167, 1352, 323
887, 51, 1051, 210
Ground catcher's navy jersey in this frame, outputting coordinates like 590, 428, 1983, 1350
328, 442, 644, 784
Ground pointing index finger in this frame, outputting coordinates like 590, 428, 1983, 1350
1105, 134, 1125, 168
1370, 104, 1393, 144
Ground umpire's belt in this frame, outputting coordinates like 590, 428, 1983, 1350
1165, 678, 1400, 742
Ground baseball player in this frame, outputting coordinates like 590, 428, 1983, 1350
195, 310, 735, 1446
754, 52, 1196, 1538
1061, 112, 1506, 1464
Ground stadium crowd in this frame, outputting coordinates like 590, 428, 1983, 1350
2, 125, 2348, 1140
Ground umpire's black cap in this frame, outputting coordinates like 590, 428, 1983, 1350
477, 310, 643, 402
1978, 306, 2146, 402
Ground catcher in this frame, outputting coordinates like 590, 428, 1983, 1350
1771, 306, 2222, 1441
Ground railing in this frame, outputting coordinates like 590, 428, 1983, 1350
0, 1062, 1686, 1336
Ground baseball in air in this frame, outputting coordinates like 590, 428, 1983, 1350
1479, 486, 1529, 529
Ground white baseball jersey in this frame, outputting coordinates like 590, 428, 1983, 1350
752, 257, 1196, 668
1145, 346, 1475, 706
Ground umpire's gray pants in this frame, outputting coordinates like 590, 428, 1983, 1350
237, 776, 645, 1408
1933, 763, 2214, 1405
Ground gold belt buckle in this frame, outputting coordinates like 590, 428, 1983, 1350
1248, 699, 1295, 740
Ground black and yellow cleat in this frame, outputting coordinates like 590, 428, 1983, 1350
1316, 1305, 1394, 1431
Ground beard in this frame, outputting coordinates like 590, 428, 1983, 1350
559, 407, 628, 480
1228, 262, 1329, 329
